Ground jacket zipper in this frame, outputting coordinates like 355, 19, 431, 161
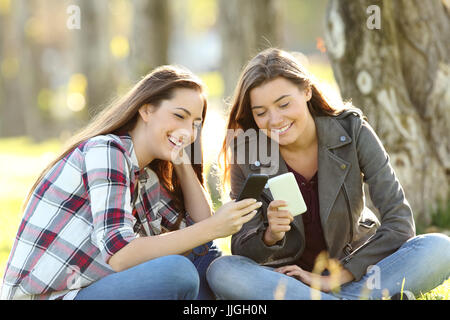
340, 233, 381, 264
342, 184, 354, 255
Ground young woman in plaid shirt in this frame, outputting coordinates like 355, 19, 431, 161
1, 65, 261, 300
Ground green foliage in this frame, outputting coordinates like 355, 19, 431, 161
431, 198, 450, 230
417, 278, 450, 300
416, 197, 450, 235
0, 136, 61, 156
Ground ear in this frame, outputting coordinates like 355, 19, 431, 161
305, 86, 312, 102
138, 104, 151, 123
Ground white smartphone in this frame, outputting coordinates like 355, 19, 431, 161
267, 172, 307, 216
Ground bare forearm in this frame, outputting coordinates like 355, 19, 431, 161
109, 198, 262, 273
109, 219, 215, 272
174, 163, 212, 222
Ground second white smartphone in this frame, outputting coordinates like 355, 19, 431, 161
267, 172, 307, 216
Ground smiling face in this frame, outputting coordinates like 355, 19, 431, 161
137, 87, 205, 164
249, 77, 314, 148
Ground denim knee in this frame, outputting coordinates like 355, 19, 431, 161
169, 255, 200, 298
409, 233, 450, 252
206, 255, 253, 293
408, 233, 450, 267
206, 256, 239, 299
153, 255, 200, 299
207, 256, 242, 280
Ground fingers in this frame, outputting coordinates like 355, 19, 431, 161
275, 265, 311, 283
230, 210, 258, 235
269, 224, 291, 234
275, 265, 328, 290
268, 212, 293, 225
268, 200, 287, 210
267, 212, 293, 231
235, 201, 263, 217
275, 265, 296, 273
233, 198, 258, 209
275, 265, 302, 275
239, 209, 258, 224
269, 217, 292, 225
268, 201, 294, 222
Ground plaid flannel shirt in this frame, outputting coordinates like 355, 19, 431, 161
1, 134, 192, 300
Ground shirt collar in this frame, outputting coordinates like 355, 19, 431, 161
117, 133, 141, 177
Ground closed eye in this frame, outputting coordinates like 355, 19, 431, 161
280, 102, 289, 108
174, 113, 184, 119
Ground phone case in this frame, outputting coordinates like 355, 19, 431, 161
267, 172, 306, 216
237, 174, 269, 201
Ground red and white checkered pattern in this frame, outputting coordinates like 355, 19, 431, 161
1, 134, 189, 300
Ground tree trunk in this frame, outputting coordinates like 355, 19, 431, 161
0, 0, 45, 138
0, 2, 27, 137
219, 0, 283, 99
324, 0, 450, 225
130, 0, 170, 76
73, 0, 115, 120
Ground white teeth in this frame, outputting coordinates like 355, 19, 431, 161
168, 136, 182, 147
273, 123, 291, 133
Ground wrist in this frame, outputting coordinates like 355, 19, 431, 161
263, 228, 279, 246
193, 217, 218, 242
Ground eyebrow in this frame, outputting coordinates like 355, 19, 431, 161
175, 107, 202, 121
251, 94, 291, 109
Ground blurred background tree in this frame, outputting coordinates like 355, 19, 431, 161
131, 0, 170, 74
0, 0, 449, 289
218, 0, 283, 97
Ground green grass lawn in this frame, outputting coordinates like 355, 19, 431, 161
0, 136, 448, 300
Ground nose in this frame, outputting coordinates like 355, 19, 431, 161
268, 110, 284, 128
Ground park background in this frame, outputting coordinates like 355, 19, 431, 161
0, 0, 449, 299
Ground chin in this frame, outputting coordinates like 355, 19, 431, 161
277, 139, 294, 146
278, 133, 302, 147
268, 132, 293, 145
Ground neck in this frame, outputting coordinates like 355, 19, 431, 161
128, 126, 154, 169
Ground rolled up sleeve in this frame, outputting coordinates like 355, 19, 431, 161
83, 140, 137, 264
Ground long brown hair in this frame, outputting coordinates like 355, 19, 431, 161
25, 65, 207, 230
220, 48, 342, 183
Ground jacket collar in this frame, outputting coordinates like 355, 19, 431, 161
315, 115, 352, 225
315, 115, 352, 150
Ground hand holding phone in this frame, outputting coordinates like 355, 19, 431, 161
264, 199, 293, 245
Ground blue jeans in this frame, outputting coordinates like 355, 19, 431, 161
74, 241, 221, 300
206, 233, 450, 300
